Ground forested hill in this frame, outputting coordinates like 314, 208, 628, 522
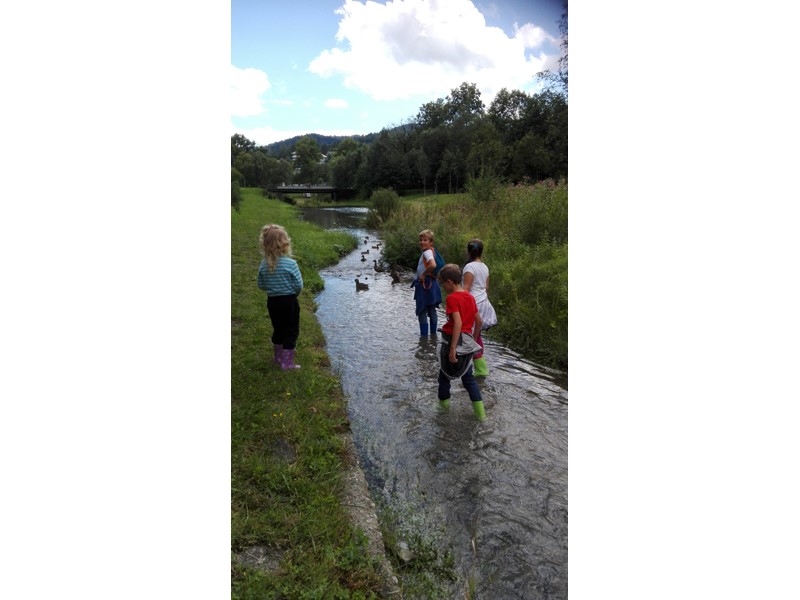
264, 131, 382, 159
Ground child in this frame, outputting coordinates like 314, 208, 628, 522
462, 238, 498, 377
257, 224, 304, 370
411, 229, 442, 336
436, 263, 486, 421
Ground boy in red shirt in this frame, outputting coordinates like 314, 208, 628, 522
437, 263, 486, 421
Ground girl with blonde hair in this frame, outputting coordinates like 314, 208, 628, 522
257, 224, 303, 370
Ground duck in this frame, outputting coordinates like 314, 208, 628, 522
389, 270, 401, 284
373, 260, 386, 273
361, 255, 367, 262
355, 277, 369, 291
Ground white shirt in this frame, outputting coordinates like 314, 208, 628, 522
416, 248, 434, 278
463, 261, 489, 303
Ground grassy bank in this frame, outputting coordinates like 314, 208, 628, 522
373, 181, 568, 370
231, 188, 384, 598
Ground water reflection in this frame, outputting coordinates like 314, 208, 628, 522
304, 206, 568, 599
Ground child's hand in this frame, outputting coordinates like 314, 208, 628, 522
448, 351, 457, 363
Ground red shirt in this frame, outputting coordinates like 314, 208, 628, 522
442, 290, 479, 335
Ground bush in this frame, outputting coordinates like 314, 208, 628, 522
366, 188, 401, 227
231, 179, 242, 212
465, 171, 502, 204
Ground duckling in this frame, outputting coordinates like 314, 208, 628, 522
355, 277, 369, 291
373, 260, 386, 273
361, 255, 367, 262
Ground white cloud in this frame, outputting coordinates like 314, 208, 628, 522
308, 0, 557, 103
514, 22, 553, 48
325, 98, 349, 109
231, 65, 270, 117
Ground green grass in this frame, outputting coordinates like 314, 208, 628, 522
231, 189, 384, 598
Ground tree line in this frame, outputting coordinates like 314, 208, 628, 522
232, 82, 565, 198
232, 9, 567, 208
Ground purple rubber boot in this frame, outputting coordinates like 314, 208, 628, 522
280, 348, 301, 370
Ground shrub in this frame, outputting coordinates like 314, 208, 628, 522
465, 170, 502, 204
366, 188, 401, 227
231, 180, 242, 212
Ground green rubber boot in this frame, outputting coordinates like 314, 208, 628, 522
472, 357, 488, 377
439, 399, 450, 410
472, 400, 486, 421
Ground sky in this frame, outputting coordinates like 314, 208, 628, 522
231, 0, 566, 146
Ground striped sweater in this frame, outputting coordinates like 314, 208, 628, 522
257, 256, 303, 297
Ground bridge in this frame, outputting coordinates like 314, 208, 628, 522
265, 184, 356, 200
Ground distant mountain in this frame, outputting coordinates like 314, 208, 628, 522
259, 124, 411, 158
259, 132, 374, 158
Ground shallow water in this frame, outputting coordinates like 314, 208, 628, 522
304, 207, 568, 599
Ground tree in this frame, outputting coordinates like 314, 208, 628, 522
293, 136, 322, 183
260, 156, 292, 187
233, 152, 255, 186
511, 132, 553, 183
364, 130, 409, 191
408, 148, 430, 195
416, 98, 448, 129
446, 82, 484, 126
329, 139, 366, 190
488, 88, 531, 144
537, 5, 568, 98
418, 126, 449, 194
465, 119, 506, 178
231, 168, 243, 211
231, 134, 256, 166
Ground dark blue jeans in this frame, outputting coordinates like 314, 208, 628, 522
418, 305, 438, 332
438, 365, 482, 402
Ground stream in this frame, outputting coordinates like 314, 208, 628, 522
303, 206, 568, 599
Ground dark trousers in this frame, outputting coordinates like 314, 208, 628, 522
267, 294, 300, 350
438, 367, 482, 402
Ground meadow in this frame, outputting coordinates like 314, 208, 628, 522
231, 189, 385, 598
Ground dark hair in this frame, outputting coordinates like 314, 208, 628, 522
466, 238, 484, 263
438, 263, 462, 284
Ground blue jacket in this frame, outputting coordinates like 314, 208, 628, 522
411, 276, 442, 316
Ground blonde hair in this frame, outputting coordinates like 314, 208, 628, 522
259, 224, 292, 271
418, 229, 435, 243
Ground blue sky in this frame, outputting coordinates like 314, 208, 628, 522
232, 0, 566, 146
